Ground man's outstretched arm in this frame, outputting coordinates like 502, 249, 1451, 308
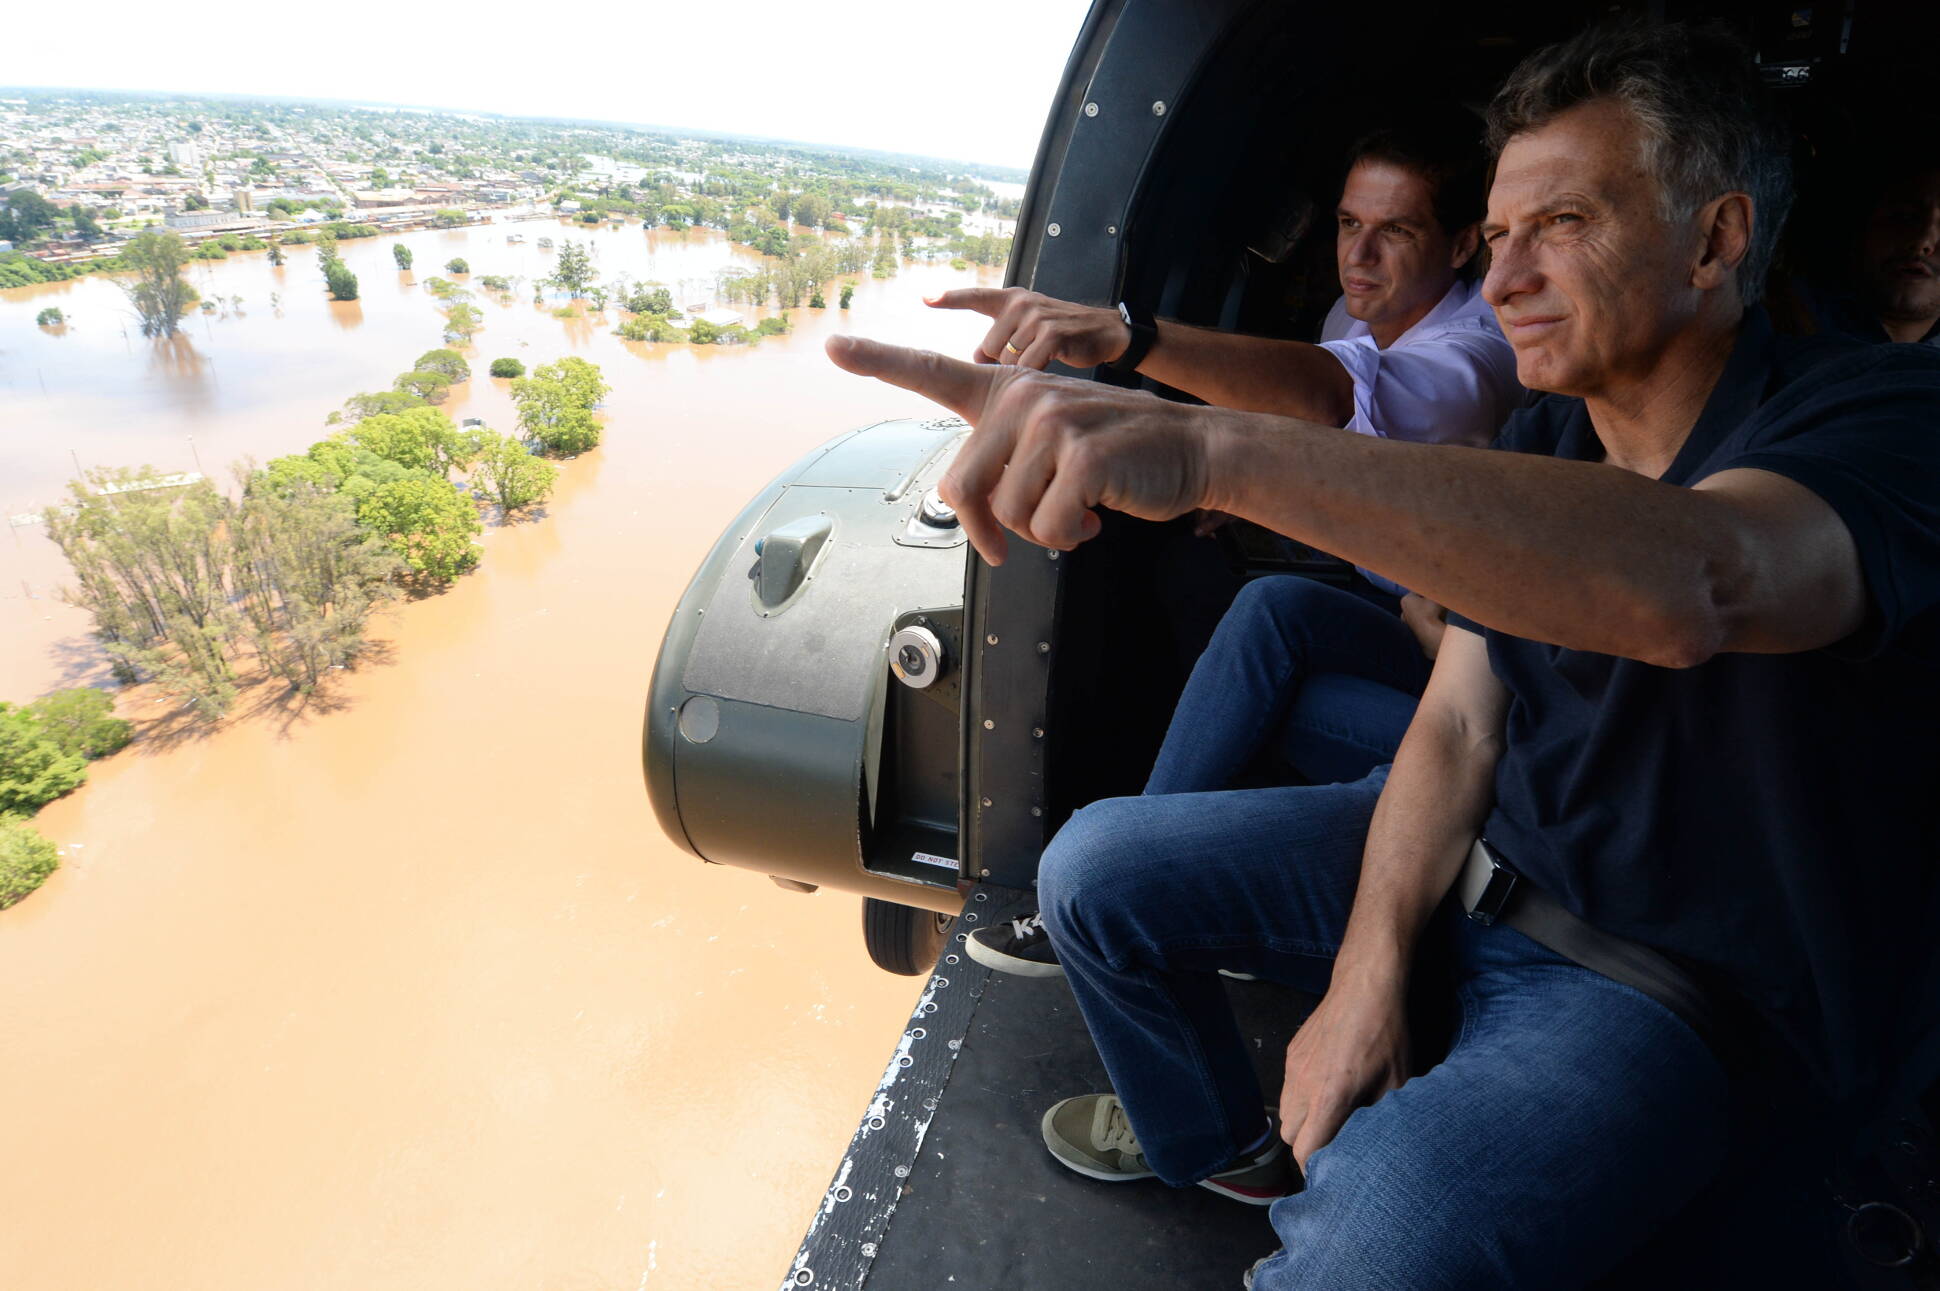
927, 288, 1355, 426
1280, 625, 1506, 1169
825, 335, 1867, 665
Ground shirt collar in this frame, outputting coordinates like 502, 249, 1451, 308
1336, 278, 1480, 350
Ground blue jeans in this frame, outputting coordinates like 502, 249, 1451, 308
1037, 778, 1731, 1288
1146, 576, 1429, 794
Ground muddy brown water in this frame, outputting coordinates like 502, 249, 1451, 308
0, 222, 1001, 1289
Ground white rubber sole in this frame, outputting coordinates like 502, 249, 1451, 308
965, 932, 1067, 978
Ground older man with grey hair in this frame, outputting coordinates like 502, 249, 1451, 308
829, 19, 1940, 1287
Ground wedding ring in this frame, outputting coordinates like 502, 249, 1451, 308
1003, 340, 1021, 354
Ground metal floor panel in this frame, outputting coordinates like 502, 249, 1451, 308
862, 940, 1311, 1290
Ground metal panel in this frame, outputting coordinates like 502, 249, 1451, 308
682, 490, 954, 723
781, 884, 1038, 1291
962, 0, 1262, 887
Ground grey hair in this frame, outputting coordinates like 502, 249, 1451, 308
1484, 20, 1793, 305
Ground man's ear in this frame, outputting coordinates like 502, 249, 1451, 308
1451, 223, 1481, 272
1692, 192, 1754, 292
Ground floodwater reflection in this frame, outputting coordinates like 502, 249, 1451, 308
0, 218, 1006, 1291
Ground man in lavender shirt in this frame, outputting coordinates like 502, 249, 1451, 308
942, 121, 1522, 1000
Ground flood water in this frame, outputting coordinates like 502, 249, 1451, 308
0, 222, 999, 1290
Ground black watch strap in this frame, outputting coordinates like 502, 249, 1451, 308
1108, 300, 1157, 372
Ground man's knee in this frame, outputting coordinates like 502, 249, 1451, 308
1038, 797, 1142, 926
1037, 796, 1190, 957
1227, 575, 1340, 636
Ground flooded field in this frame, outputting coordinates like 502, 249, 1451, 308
0, 222, 998, 1290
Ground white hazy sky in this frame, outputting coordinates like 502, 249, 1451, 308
5, 0, 1097, 170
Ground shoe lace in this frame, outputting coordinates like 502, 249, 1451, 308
1098, 1099, 1142, 1158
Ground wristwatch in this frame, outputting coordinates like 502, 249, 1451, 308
1107, 300, 1157, 372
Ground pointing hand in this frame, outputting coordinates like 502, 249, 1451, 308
826, 334, 1218, 565
924, 287, 1134, 371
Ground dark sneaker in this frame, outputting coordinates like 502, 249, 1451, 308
966, 910, 1064, 977
1040, 1094, 1297, 1206
1197, 1132, 1296, 1206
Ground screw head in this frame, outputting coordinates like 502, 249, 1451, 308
980, 796, 992, 808
1036, 641, 1050, 654
1030, 806, 1043, 817
982, 718, 994, 730
979, 868, 991, 877
1047, 549, 1060, 561
1047, 222, 1062, 237
1106, 225, 1118, 236
986, 633, 1000, 646
1032, 727, 1044, 739
1083, 101, 1099, 118
1152, 100, 1168, 116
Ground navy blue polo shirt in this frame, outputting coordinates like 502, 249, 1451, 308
1448, 311, 1940, 1108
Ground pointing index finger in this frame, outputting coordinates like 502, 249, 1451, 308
825, 334, 994, 426
924, 287, 1011, 318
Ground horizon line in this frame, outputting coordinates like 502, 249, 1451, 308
0, 83, 1037, 181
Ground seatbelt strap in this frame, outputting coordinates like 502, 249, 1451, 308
1459, 840, 1718, 1045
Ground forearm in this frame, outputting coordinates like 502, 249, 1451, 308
1138, 322, 1355, 426
1203, 409, 1841, 664
1333, 689, 1501, 988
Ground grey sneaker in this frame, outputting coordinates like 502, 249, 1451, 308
1040, 1094, 1296, 1205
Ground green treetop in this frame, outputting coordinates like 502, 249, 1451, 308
393, 243, 414, 270
345, 407, 473, 478
412, 348, 471, 382
356, 477, 481, 582
0, 817, 60, 911
0, 704, 87, 816
25, 688, 132, 761
468, 431, 559, 512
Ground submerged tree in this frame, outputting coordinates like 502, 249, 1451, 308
549, 240, 597, 298
412, 348, 471, 382
43, 470, 239, 714
468, 430, 558, 512
392, 369, 452, 403
118, 231, 199, 338
442, 301, 483, 344
0, 704, 88, 815
230, 476, 402, 692
0, 816, 61, 911
317, 234, 359, 301
356, 476, 481, 582
24, 688, 132, 760
344, 406, 474, 478
510, 357, 608, 455
392, 243, 414, 271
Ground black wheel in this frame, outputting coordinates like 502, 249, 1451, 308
862, 899, 954, 975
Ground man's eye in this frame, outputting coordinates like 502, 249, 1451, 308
1551, 212, 1582, 226
1484, 230, 1507, 245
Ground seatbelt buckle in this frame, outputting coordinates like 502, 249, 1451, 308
1459, 839, 1519, 926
